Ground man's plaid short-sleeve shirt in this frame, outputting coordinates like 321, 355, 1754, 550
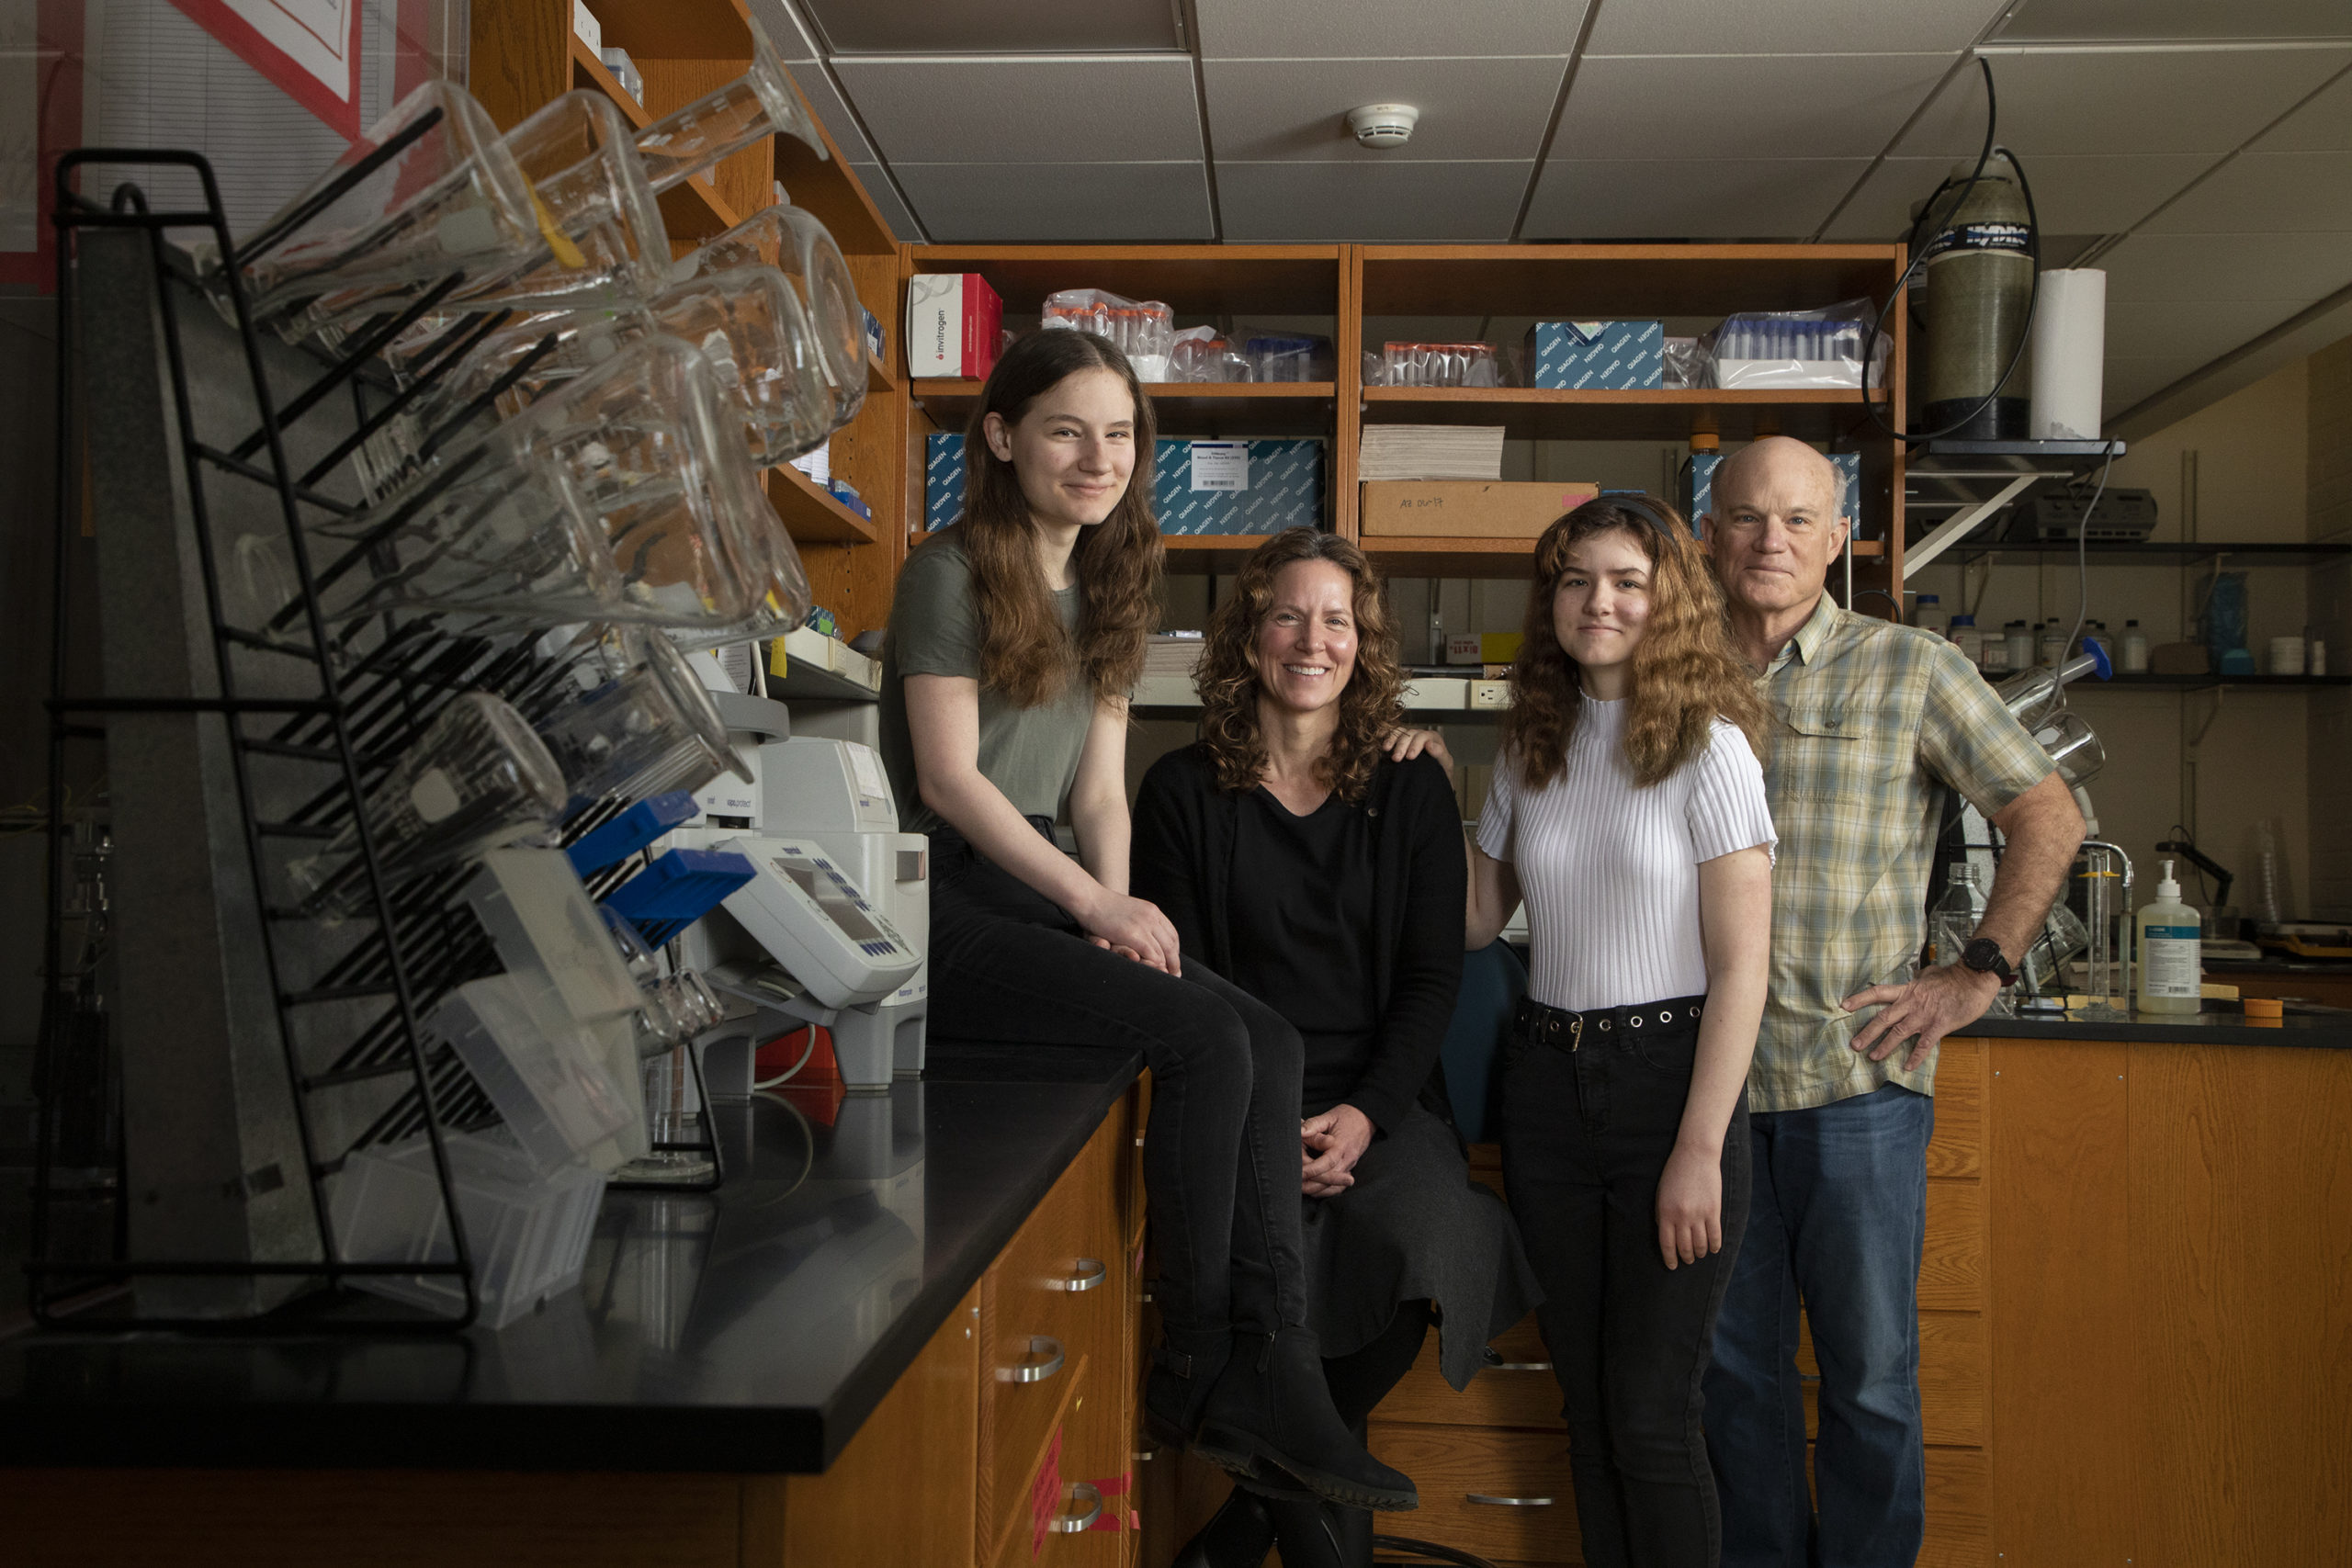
1749, 594, 2055, 1112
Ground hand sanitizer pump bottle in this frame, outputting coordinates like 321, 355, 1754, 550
2135, 860, 2202, 1014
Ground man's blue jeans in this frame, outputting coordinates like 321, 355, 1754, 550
1703, 1083, 1933, 1568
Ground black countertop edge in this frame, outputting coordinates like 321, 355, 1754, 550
1956, 1006, 2352, 1049
0, 1043, 1148, 1476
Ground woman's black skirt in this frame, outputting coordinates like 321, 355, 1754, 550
1300, 1104, 1543, 1390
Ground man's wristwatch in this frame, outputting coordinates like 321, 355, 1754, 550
1960, 937, 2016, 986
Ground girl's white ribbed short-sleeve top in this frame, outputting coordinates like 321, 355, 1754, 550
1477, 694, 1777, 1014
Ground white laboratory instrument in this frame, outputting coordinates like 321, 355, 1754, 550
717, 835, 918, 1006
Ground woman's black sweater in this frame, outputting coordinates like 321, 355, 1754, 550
1132, 743, 1466, 1134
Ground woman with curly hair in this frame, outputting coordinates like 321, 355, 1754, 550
1135, 528, 1539, 1568
1464, 495, 1776, 1568
878, 333, 1413, 1516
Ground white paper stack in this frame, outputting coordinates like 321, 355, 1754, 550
1357, 424, 1506, 481
1144, 633, 1206, 677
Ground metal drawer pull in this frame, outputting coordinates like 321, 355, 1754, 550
1050, 1482, 1102, 1533
1481, 1348, 1553, 1373
1056, 1258, 1107, 1292
995, 1336, 1066, 1383
1467, 1493, 1555, 1507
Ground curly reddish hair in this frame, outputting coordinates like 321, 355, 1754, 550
1501, 495, 1770, 789
1194, 528, 1405, 802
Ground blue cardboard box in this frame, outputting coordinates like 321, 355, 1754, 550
925, 434, 1324, 536
1528, 321, 1665, 389
1683, 450, 1862, 536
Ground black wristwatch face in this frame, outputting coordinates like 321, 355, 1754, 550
1962, 937, 2013, 984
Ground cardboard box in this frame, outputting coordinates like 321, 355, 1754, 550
906, 273, 1002, 379
1527, 321, 1664, 389
926, 434, 1325, 536
1445, 633, 1521, 665
1360, 480, 1600, 539
571, 0, 602, 55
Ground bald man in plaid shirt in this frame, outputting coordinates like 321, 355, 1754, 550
1700, 439, 2083, 1568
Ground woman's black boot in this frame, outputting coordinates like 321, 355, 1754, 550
1193, 1328, 1419, 1511
1327, 1501, 1374, 1567
1170, 1485, 1274, 1568
1144, 1324, 1233, 1448
1260, 1495, 1347, 1568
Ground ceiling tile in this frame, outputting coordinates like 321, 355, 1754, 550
831, 57, 1204, 164
2103, 299, 2306, 373
1524, 158, 1869, 239
2254, 62, 2352, 152
801, 0, 1179, 54
1996, 0, 2352, 42
2101, 354, 2201, 414
2138, 151, 2352, 232
784, 64, 878, 164
2099, 232, 2352, 299
848, 164, 926, 242
1215, 161, 1532, 242
891, 162, 1215, 242
746, 0, 822, 62
1895, 47, 2352, 157
1194, 0, 1585, 59
1556, 54, 1955, 161
1585, 0, 2006, 56
1821, 152, 2215, 239
1203, 57, 1566, 162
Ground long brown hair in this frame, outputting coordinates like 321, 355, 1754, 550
944, 329, 1161, 706
1195, 528, 1405, 802
1500, 495, 1770, 789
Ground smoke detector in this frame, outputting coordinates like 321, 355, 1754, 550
1347, 104, 1420, 149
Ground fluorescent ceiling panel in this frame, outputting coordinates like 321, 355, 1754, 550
1215, 160, 1532, 242
2098, 232, 2352, 300
1996, 0, 2352, 41
1555, 54, 1955, 161
799, 0, 1181, 54
1895, 47, 2352, 157
1524, 157, 1869, 239
831, 56, 1204, 164
1203, 56, 1567, 162
1822, 152, 2216, 239
1193, 0, 1585, 59
892, 162, 1215, 241
1585, 0, 2007, 56
2138, 151, 2352, 232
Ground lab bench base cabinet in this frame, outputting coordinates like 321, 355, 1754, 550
7, 1089, 1145, 1568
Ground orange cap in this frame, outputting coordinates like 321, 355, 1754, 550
2244, 997, 2283, 1019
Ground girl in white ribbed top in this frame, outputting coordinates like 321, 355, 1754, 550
1464, 495, 1775, 1568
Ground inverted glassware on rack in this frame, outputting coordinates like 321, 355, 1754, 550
686, 204, 869, 427
630, 13, 830, 191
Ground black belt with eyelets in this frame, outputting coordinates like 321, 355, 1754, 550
1512, 993, 1708, 1051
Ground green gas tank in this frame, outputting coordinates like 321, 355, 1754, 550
1916, 153, 2033, 440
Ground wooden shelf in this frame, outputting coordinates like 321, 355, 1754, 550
905, 245, 1343, 317
913, 379, 1336, 436
1356, 532, 1884, 579
1363, 386, 1891, 443
568, 33, 742, 242
767, 462, 877, 545
867, 352, 896, 393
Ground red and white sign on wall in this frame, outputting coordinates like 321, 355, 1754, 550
166, 0, 363, 138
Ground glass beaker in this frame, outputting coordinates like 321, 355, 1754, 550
631, 14, 829, 194
532, 628, 745, 806
2030, 709, 2105, 786
202, 80, 539, 342
2075, 845, 2130, 1020
291, 692, 568, 915
686, 204, 867, 428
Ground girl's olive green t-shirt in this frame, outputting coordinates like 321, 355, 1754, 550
877, 531, 1092, 835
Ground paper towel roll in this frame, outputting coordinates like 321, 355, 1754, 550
2030, 268, 2106, 440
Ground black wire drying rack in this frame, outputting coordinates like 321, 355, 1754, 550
30, 141, 724, 1334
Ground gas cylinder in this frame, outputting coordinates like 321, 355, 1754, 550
1916, 152, 2034, 440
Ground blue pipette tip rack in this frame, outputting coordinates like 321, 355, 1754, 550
566, 791, 700, 875
602, 847, 756, 950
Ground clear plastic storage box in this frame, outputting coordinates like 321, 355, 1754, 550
431, 975, 637, 1176
332, 1127, 606, 1328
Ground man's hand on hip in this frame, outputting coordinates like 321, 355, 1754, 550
1841, 962, 2004, 1072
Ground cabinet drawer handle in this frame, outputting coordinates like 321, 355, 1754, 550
1056, 1258, 1107, 1292
1049, 1481, 1102, 1533
1481, 1348, 1552, 1373
1467, 1493, 1555, 1507
995, 1335, 1066, 1383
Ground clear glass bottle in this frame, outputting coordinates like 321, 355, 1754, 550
2122, 619, 2149, 672
1928, 862, 1984, 970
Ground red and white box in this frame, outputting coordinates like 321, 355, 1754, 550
906, 273, 1003, 379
